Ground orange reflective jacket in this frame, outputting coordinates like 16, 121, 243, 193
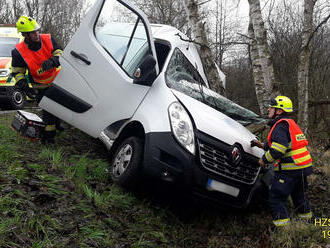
15, 34, 61, 84
267, 119, 312, 170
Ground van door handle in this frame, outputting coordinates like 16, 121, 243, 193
70, 50, 91, 65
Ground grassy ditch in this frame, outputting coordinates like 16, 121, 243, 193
0, 111, 329, 248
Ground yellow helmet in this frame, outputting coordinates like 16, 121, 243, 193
16, 16, 40, 33
269, 96, 293, 112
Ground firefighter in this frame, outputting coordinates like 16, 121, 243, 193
251, 96, 313, 227
11, 16, 62, 144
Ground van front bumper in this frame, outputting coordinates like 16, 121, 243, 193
142, 131, 262, 208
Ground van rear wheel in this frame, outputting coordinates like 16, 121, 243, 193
110, 136, 143, 188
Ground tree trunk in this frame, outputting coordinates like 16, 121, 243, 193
183, 0, 225, 95
248, 0, 277, 97
297, 0, 315, 134
248, 18, 268, 116
248, 0, 278, 115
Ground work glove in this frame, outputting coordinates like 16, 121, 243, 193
15, 79, 36, 99
250, 139, 264, 149
41, 58, 55, 71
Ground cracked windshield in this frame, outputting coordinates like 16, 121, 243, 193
165, 48, 265, 126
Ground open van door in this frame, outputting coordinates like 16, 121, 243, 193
40, 0, 158, 137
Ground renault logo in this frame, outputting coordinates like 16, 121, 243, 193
231, 146, 242, 166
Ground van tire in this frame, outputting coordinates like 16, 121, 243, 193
110, 136, 143, 188
6, 87, 26, 110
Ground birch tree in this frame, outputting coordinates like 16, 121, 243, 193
248, 0, 278, 116
248, 16, 268, 115
297, 0, 315, 133
183, 0, 226, 95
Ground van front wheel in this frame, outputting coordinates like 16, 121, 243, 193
110, 136, 143, 188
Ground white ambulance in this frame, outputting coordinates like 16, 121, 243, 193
0, 24, 27, 109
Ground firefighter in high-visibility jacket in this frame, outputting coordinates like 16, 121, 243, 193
251, 96, 313, 227
11, 16, 62, 144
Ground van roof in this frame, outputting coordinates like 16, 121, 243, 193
150, 24, 189, 45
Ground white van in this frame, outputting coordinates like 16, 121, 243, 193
40, 0, 265, 207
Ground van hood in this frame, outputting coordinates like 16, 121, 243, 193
171, 89, 264, 157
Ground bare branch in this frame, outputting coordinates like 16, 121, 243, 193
197, 0, 211, 6
213, 41, 250, 46
237, 32, 256, 41
306, 12, 330, 48
175, 32, 206, 47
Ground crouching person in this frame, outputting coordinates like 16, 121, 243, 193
11, 16, 62, 144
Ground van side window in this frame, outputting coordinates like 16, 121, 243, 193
95, 0, 152, 77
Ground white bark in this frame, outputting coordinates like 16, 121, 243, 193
248, 18, 268, 116
297, 0, 315, 134
248, 0, 277, 115
183, 0, 225, 95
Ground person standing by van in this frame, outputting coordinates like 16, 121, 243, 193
251, 96, 313, 227
11, 16, 62, 144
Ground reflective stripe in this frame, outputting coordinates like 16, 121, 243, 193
2, 82, 15, 86
53, 49, 63, 56
45, 125, 56, 131
11, 67, 26, 73
298, 212, 312, 219
31, 82, 52, 89
34, 66, 61, 83
294, 154, 312, 164
274, 162, 312, 171
272, 142, 287, 154
273, 218, 291, 226
15, 73, 25, 82
265, 151, 275, 162
282, 146, 312, 167
284, 147, 308, 157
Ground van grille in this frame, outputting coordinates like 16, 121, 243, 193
198, 140, 260, 184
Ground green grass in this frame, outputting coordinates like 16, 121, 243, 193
0, 111, 329, 248
270, 220, 329, 248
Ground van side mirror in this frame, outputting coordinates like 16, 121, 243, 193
133, 54, 157, 86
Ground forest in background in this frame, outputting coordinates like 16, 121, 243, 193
0, 0, 329, 147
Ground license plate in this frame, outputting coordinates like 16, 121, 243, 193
206, 179, 239, 197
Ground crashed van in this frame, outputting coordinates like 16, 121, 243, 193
40, 0, 265, 207
0, 24, 28, 109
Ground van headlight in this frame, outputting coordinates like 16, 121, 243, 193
168, 102, 195, 154
0, 69, 10, 77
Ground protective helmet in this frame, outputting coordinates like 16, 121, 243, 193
269, 96, 293, 112
16, 16, 40, 33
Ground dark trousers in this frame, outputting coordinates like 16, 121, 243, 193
36, 88, 57, 142
269, 171, 311, 221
